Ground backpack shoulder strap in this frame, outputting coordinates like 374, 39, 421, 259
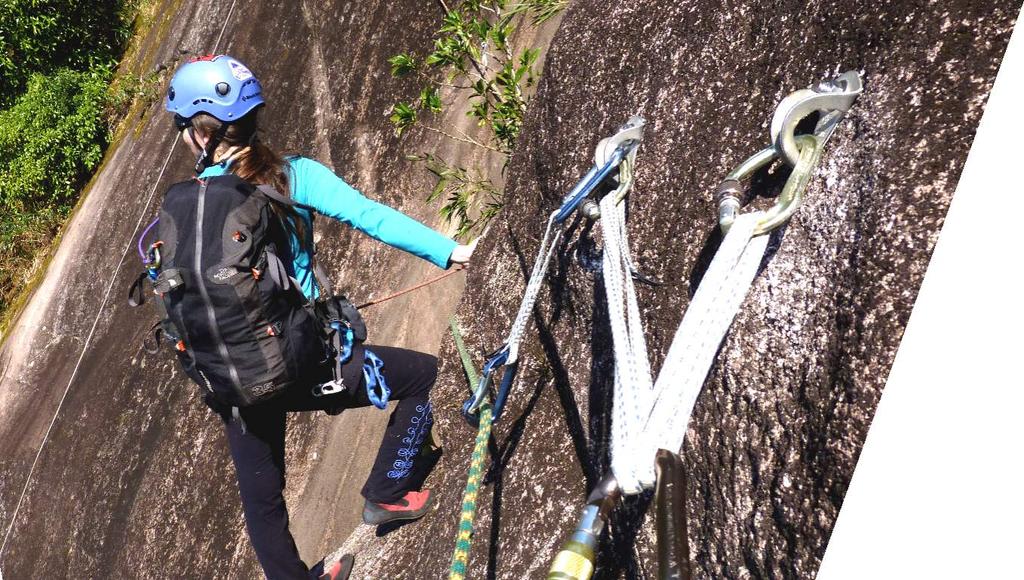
255, 184, 335, 297
255, 184, 317, 214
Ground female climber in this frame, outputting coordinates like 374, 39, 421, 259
162, 54, 473, 579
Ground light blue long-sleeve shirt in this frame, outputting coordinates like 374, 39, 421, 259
198, 156, 456, 299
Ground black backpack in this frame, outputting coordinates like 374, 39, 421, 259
129, 173, 364, 407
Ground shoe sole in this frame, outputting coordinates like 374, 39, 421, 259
320, 554, 355, 580
362, 494, 436, 526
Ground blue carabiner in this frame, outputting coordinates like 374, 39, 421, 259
363, 349, 390, 409
553, 147, 626, 224
490, 360, 519, 422
461, 346, 510, 426
145, 243, 162, 281
331, 321, 355, 364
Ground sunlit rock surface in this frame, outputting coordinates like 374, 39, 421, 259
0, 0, 491, 577
342, 1, 1016, 578
0, 0, 1016, 578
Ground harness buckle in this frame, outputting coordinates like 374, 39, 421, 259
312, 379, 345, 397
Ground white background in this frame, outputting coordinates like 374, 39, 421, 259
817, 12, 1024, 579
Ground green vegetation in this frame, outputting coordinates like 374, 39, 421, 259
0, 0, 150, 320
388, 0, 566, 239
0, 1, 137, 104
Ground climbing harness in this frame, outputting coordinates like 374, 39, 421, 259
448, 318, 493, 580
312, 320, 356, 398
461, 117, 646, 426
549, 71, 862, 579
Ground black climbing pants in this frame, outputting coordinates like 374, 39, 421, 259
222, 345, 438, 580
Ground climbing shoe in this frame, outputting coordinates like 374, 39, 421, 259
362, 489, 435, 525
318, 554, 354, 580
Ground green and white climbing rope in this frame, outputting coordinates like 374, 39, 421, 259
449, 403, 493, 580
448, 318, 493, 580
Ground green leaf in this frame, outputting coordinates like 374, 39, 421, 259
419, 87, 443, 113
440, 11, 463, 33
520, 48, 540, 68
388, 102, 417, 135
388, 53, 418, 77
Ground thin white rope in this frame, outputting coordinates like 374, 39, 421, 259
0, 1, 238, 563
607, 210, 770, 494
506, 212, 563, 363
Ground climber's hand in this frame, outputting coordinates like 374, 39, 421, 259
449, 238, 478, 267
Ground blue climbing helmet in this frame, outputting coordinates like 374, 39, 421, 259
165, 54, 264, 123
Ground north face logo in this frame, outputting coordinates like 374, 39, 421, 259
212, 267, 237, 282
250, 382, 282, 398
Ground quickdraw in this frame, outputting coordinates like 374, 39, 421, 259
461, 117, 647, 426
548, 72, 863, 580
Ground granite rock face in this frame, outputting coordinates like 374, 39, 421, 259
341, 1, 1017, 578
0, 0, 1016, 579
0, 0, 497, 577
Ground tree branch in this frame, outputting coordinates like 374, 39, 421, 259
419, 124, 503, 153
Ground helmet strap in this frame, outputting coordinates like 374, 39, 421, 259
192, 123, 230, 174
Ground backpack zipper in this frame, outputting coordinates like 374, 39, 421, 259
195, 179, 246, 401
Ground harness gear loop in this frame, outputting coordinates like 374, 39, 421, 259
771, 70, 863, 167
